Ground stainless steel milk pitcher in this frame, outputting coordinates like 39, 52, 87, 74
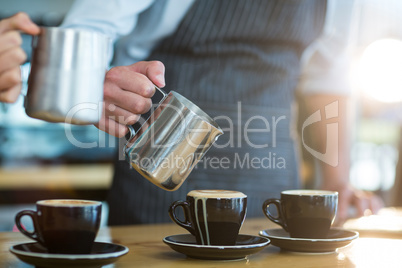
25, 27, 109, 124
124, 88, 223, 191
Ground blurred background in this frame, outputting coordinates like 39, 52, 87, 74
1, 0, 402, 230
300, 0, 402, 210
0, 0, 114, 229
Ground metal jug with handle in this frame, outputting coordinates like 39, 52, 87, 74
124, 87, 223, 191
25, 27, 109, 124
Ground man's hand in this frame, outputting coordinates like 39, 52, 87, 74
334, 184, 384, 226
96, 61, 165, 137
0, 12, 40, 103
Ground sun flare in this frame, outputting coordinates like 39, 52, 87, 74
354, 38, 402, 103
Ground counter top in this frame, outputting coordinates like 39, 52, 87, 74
3, 217, 402, 268
0, 163, 113, 190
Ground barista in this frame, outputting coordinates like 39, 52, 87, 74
0, 7, 383, 225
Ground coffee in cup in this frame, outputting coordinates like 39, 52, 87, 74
169, 190, 247, 246
262, 190, 338, 239
15, 199, 102, 254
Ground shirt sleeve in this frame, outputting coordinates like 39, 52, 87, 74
298, 0, 359, 96
60, 0, 155, 62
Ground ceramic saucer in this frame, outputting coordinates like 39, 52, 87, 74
10, 241, 129, 268
163, 234, 270, 260
259, 228, 359, 253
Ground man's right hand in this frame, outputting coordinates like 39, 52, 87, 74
0, 12, 40, 103
96, 61, 166, 138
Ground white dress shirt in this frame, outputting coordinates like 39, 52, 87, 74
62, 0, 358, 95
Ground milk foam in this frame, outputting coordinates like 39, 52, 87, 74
188, 190, 246, 198
38, 199, 101, 207
282, 190, 338, 196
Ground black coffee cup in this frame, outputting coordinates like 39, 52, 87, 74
262, 190, 338, 239
15, 199, 102, 254
169, 190, 247, 246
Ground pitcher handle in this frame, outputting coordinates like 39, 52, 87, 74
126, 86, 168, 140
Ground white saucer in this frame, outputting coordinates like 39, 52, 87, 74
163, 234, 270, 260
10, 241, 129, 268
259, 228, 359, 253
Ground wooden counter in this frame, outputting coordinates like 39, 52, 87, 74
3, 217, 402, 268
0, 164, 113, 189
0, 164, 113, 204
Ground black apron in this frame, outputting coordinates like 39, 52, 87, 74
108, 0, 327, 225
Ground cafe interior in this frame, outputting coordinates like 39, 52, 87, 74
2, 0, 402, 267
